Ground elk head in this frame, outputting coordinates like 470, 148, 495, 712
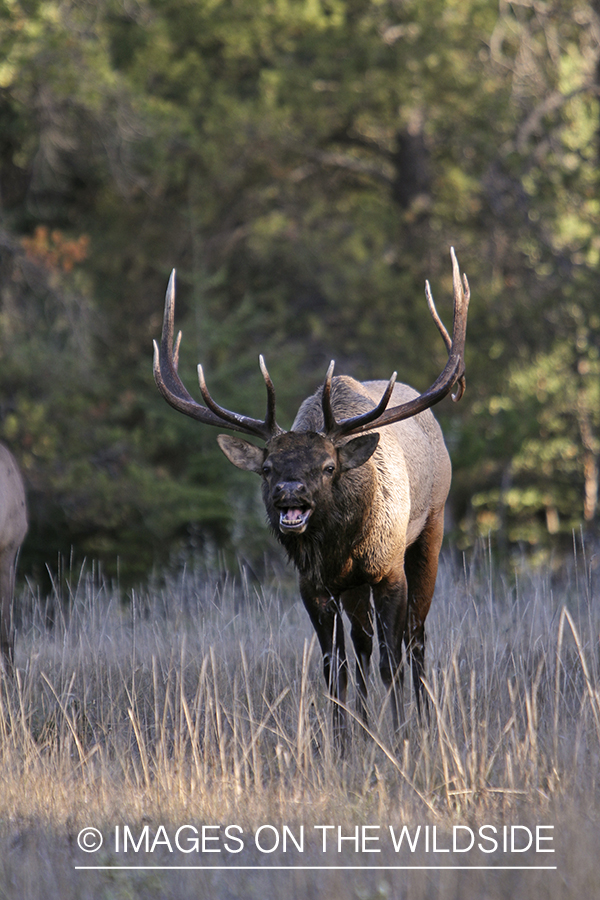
215, 429, 381, 535
153, 249, 470, 530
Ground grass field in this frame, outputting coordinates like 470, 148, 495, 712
1, 540, 599, 898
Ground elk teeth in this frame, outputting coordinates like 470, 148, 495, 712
279, 508, 311, 533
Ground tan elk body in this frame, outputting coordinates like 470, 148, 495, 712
293, 376, 452, 560
154, 250, 470, 733
0, 444, 27, 667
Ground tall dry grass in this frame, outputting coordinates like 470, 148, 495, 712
0, 541, 598, 898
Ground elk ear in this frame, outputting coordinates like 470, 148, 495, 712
217, 435, 265, 474
337, 433, 380, 472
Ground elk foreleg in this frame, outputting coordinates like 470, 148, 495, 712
0, 548, 16, 672
341, 584, 373, 726
373, 573, 408, 732
404, 508, 445, 722
300, 579, 348, 742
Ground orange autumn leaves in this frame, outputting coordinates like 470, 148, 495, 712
22, 225, 89, 274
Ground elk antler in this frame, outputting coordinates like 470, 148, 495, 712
153, 270, 283, 440
321, 360, 398, 433
322, 248, 470, 439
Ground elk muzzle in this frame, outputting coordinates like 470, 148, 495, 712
272, 481, 313, 534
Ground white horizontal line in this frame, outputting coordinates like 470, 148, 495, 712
75, 865, 557, 871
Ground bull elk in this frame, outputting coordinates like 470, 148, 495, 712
0, 443, 28, 669
154, 249, 470, 735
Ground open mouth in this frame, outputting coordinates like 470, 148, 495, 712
278, 507, 312, 534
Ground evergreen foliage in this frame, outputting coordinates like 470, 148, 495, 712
0, 0, 598, 579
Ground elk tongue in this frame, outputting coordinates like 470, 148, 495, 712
279, 508, 311, 534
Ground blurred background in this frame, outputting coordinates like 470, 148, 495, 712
0, 0, 598, 586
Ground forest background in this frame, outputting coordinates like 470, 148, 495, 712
0, 0, 599, 585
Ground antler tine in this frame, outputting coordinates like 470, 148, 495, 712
153, 270, 215, 414
197, 362, 283, 438
425, 281, 451, 353
173, 329, 182, 370
259, 355, 284, 436
449, 245, 470, 402
325, 370, 398, 438
153, 270, 282, 440
321, 361, 337, 433
332, 249, 470, 438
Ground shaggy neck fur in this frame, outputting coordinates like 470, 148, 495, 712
266, 465, 375, 592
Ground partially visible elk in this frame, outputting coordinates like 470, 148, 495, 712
154, 250, 470, 736
0, 444, 28, 669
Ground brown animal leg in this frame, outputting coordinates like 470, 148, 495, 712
0, 547, 16, 672
300, 579, 348, 743
341, 584, 373, 726
373, 572, 408, 732
403, 507, 445, 721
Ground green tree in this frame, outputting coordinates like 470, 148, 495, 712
1, 0, 600, 579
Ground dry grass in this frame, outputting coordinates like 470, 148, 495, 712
0, 541, 599, 898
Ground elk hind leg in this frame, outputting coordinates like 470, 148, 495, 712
373, 573, 408, 733
404, 508, 445, 722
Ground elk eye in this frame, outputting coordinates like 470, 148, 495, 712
324, 464, 336, 475
262, 464, 271, 476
